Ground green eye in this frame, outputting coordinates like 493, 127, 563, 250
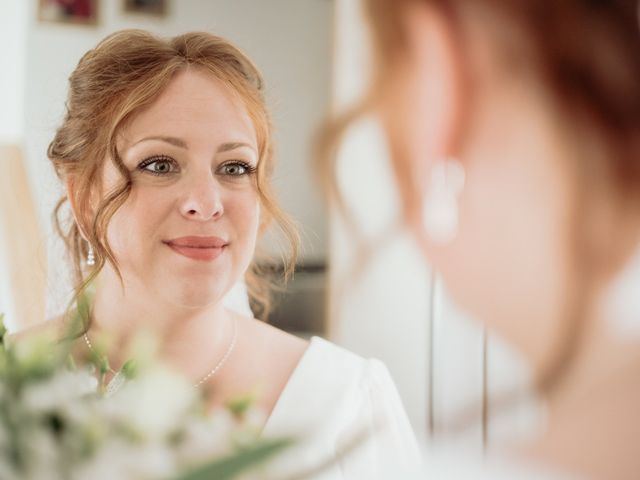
220, 162, 255, 176
139, 156, 177, 175
223, 164, 246, 175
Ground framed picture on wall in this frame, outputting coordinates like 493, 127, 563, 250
38, 0, 99, 26
123, 0, 168, 17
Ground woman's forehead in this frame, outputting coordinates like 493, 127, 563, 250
118, 69, 258, 151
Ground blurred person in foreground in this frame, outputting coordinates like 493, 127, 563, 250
320, 0, 640, 478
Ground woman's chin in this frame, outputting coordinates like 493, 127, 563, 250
166, 285, 229, 310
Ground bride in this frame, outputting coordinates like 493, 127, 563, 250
26, 29, 418, 478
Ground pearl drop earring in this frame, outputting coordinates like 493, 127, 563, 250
422, 158, 466, 245
86, 243, 95, 266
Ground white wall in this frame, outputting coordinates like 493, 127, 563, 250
0, 1, 27, 143
0, 0, 28, 327
20, 0, 332, 317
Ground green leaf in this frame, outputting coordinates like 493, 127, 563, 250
99, 356, 110, 375
0, 313, 7, 346
226, 393, 255, 418
174, 437, 293, 480
121, 359, 137, 379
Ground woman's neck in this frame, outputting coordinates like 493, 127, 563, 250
89, 271, 233, 382
529, 307, 640, 478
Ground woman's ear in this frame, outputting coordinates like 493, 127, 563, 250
381, 2, 465, 227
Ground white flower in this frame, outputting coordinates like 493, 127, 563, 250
174, 409, 237, 463
0, 462, 19, 480
103, 367, 196, 440
60, 398, 94, 426
23, 429, 59, 480
0, 324, 291, 480
22, 369, 98, 412
72, 440, 177, 480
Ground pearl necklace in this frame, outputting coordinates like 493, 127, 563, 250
82, 317, 238, 392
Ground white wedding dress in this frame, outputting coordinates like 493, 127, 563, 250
260, 336, 421, 479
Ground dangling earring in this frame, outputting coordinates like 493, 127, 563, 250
86, 243, 95, 266
422, 158, 465, 245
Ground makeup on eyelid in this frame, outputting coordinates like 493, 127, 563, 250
135, 156, 257, 177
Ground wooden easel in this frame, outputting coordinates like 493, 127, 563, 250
0, 144, 47, 330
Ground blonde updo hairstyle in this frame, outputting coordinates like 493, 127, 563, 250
49, 30, 299, 321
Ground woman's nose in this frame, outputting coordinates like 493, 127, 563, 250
179, 173, 224, 221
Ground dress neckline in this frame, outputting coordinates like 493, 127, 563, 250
260, 336, 327, 435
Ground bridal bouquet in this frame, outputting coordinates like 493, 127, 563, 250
0, 310, 291, 480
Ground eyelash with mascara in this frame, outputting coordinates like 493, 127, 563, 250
137, 155, 177, 176
222, 161, 257, 176
137, 156, 257, 176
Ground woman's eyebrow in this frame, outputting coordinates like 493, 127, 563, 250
217, 142, 255, 153
127, 138, 254, 153
131, 136, 188, 149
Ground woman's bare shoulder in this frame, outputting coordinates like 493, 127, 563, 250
239, 313, 309, 355
225, 313, 310, 414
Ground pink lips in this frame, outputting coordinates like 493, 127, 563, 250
164, 236, 228, 261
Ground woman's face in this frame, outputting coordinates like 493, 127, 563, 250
100, 68, 260, 308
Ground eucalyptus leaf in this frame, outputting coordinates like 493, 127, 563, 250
0, 313, 7, 346
175, 438, 293, 480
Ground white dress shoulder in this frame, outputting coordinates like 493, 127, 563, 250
260, 336, 421, 479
